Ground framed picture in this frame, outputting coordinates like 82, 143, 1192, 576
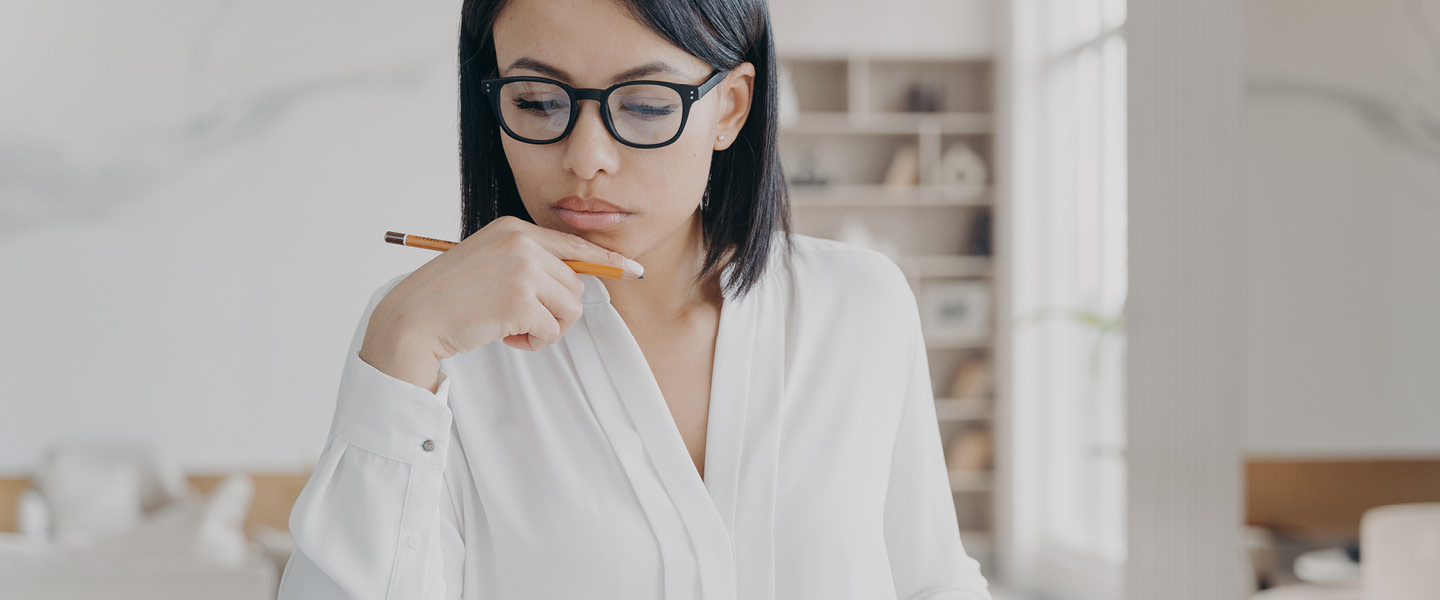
918, 280, 990, 339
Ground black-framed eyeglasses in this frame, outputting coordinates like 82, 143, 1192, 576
481, 69, 729, 149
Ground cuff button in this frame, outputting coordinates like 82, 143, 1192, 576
421, 440, 436, 452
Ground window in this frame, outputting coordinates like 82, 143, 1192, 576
1008, 0, 1127, 595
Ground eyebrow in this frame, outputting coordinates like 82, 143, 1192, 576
505, 57, 692, 85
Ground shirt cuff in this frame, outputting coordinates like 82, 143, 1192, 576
332, 349, 453, 468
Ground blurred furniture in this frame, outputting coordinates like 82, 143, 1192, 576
1250, 584, 1360, 600
1243, 525, 1279, 593
1291, 547, 1359, 586
1249, 503, 1440, 600
0, 441, 283, 600
1246, 459, 1440, 539
1361, 503, 1440, 599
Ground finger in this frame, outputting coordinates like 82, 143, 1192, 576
517, 302, 561, 350
503, 333, 531, 350
505, 332, 549, 352
523, 223, 645, 277
530, 249, 587, 299
532, 274, 584, 336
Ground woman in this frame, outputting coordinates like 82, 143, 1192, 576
278, 0, 993, 598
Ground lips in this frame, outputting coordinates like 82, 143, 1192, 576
551, 196, 632, 231
553, 196, 629, 213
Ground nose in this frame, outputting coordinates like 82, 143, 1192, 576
560, 99, 621, 180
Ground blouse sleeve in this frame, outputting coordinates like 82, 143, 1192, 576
883, 299, 994, 600
277, 275, 466, 600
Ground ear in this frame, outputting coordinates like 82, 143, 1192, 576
712, 62, 756, 152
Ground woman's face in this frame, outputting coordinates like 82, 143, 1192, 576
491, 0, 754, 261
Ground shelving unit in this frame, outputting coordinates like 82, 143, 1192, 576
777, 51, 1005, 580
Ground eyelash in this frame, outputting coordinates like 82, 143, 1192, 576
511, 98, 678, 120
513, 98, 564, 114
620, 102, 676, 119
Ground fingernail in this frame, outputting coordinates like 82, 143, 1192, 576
623, 257, 645, 277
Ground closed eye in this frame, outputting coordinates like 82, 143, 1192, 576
514, 98, 567, 114
620, 101, 677, 119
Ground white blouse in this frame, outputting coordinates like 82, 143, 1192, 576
277, 233, 993, 600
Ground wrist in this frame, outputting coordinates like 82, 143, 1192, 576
359, 320, 444, 393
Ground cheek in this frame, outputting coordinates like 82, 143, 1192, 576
500, 140, 550, 188
654, 134, 713, 182
673, 120, 718, 172
644, 157, 711, 214
500, 138, 533, 175
498, 140, 552, 215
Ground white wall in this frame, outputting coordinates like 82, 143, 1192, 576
769, 0, 993, 58
0, 0, 1001, 477
0, 1, 461, 473
1244, 0, 1440, 457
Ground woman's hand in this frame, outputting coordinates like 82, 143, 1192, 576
357, 216, 643, 392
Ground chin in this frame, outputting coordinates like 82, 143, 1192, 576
567, 226, 639, 257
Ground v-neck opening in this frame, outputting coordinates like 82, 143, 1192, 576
564, 260, 787, 600
582, 274, 734, 492
568, 272, 748, 599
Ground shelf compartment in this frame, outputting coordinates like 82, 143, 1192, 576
779, 132, 920, 185
791, 209, 981, 256
781, 111, 994, 135
925, 333, 992, 350
897, 255, 993, 279
948, 470, 993, 493
778, 58, 849, 113
865, 58, 994, 113
790, 183, 991, 207
935, 398, 993, 421
957, 530, 994, 553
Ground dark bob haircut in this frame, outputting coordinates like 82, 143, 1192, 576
458, 0, 792, 300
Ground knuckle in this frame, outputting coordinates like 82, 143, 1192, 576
500, 230, 532, 251
517, 253, 549, 278
517, 258, 545, 278
511, 278, 537, 299
484, 216, 512, 234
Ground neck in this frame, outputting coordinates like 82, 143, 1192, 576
602, 213, 721, 322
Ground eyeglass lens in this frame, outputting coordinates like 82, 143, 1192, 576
497, 81, 685, 145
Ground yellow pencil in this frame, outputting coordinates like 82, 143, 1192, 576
383, 231, 643, 280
